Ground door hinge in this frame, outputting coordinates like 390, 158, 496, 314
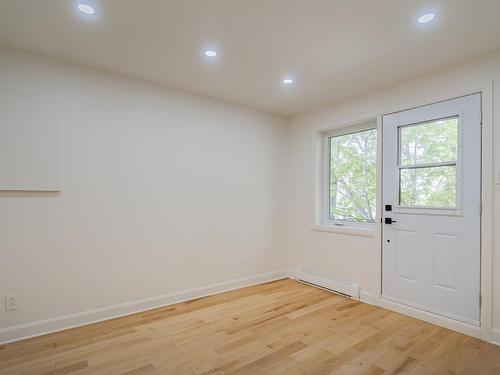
479, 203, 483, 216
479, 294, 482, 307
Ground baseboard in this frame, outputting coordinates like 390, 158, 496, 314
492, 329, 500, 346
3, 269, 494, 347
301, 279, 488, 342
0, 269, 294, 345
360, 291, 376, 305
379, 297, 481, 339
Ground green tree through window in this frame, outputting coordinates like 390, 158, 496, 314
329, 128, 377, 222
399, 117, 458, 208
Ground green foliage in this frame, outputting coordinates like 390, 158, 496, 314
329, 118, 458, 223
330, 129, 377, 222
400, 167, 456, 207
399, 117, 457, 207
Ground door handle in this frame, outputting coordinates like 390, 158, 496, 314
384, 218, 397, 224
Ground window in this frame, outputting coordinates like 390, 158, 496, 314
398, 116, 458, 208
323, 127, 377, 224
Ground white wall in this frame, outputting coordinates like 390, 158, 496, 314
0, 47, 289, 341
2, 45, 499, 345
286, 50, 500, 338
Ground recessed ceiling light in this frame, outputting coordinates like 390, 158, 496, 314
77, 3, 95, 15
282, 78, 294, 85
204, 50, 217, 57
418, 13, 435, 24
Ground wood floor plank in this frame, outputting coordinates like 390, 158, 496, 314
1, 279, 499, 375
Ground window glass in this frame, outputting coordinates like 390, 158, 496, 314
400, 166, 456, 207
329, 128, 377, 222
399, 117, 458, 165
398, 116, 458, 208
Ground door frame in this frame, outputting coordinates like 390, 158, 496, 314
372, 82, 494, 341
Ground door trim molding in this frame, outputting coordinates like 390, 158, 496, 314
492, 329, 500, 346
373, 81, 494, 342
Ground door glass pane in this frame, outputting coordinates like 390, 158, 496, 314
400, 117, 458, 165
400, 166, 456, 207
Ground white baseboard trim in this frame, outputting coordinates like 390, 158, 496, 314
360, 291, 375, 305
492, 329, 500, 346
0, 269, 294, 345
293, 268, 497, 346
379, 297, 481, 339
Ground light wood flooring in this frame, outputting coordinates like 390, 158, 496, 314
1, 279, 499, 375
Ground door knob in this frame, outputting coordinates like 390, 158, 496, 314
385, 218, 397, 224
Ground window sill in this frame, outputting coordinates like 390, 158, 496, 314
309, 224, 376, 238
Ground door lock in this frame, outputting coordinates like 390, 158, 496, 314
384, 218, 397, 224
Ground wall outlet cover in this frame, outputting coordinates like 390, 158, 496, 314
5, 294, 18, 311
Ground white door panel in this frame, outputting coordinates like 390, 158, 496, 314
382, 94, 481, 326
433, 233, 460, 291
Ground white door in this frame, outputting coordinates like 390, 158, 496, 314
382, 94, 481, 326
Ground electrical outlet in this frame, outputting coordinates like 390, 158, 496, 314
239, 259, 246, 269
5, 294, 18, 311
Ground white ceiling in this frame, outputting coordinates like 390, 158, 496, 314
1, 1, 500, 116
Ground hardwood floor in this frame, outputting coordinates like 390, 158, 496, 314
1, 279, 499, 375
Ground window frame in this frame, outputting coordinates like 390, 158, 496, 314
394, 114, 464, 216
321, 122, 378, 229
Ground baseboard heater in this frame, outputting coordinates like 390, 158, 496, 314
296, 270, 360, 300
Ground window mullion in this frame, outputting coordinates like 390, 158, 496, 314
398, 161, 457, 170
